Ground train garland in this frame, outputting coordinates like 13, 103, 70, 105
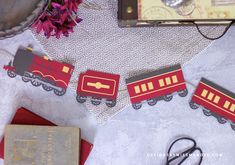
3, 46, 235, 130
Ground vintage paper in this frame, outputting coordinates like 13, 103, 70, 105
212, 0, 235, 6
138, 0, 235, 20
4, 125, 80, 165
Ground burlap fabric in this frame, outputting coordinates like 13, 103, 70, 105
32, 0, 227, 123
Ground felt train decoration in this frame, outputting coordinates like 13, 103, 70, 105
3, 46, 235, 131
3, 46, 74, 96
76, 70, 120, 107
189, 78, 235, 130
125, 65, 188, 110
3, 46, 120, 107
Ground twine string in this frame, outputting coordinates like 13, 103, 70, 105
193, 21, 235, 40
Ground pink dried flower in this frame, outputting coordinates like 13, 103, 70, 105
32, 0, 82, 39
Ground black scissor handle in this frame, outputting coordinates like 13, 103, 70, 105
166, 137, 203, 165
176, 147, 203, 165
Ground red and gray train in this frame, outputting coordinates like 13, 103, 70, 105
3, 46, 74, 96
126, 64, 188, 110
3, 46, 120, 107
4, 46, 234, 123
190, 78, 235, 130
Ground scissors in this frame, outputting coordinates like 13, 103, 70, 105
166, 137, 203, 165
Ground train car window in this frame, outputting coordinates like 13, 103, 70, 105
224, 101, 231, 109
230, 104, 235, 112
166, 77, 171, 85
43, 56, 49, 60
147, 82, 154, 90
201, 89, 208, 98
213, 96, 220, 104
62, 66, 69, 73
159, 79, 165, 87
208, 92, 214, 101
172, 75, 178, 83
141, 84, 147, 92
134, 86, 141, 94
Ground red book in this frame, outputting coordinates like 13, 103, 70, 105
0, 107, 93, 165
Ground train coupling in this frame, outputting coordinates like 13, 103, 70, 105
3, 61, 15, 71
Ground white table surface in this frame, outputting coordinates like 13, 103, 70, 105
0, 27, 235, 165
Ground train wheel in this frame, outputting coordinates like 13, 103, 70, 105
7, 70, 16, 78
76, 95, 87, 103
106, 100, 116, 108
178, 89, 188, 97
147, 98, 158, 106
203, 109, 212, 116
22, 72, 31, 82
189, 101, 199, 109
231, 123, 235, 131
132, 103, 142, 110
54, 88, 66, 96
217, 116, 227, 124
42, 84, 53, 91
91, 97, 102, 106
163, 94, 173, 102
31, 79, 41, 87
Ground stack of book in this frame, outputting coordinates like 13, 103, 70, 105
0, 107, 93, 165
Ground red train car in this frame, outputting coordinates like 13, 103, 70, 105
76, 70, 120, 107
189, 78, 235, 130
3, 46, 74, 96
126, 64, 188, 110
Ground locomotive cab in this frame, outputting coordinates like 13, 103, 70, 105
13, 47, 34, 76
3, 46, 74, 97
